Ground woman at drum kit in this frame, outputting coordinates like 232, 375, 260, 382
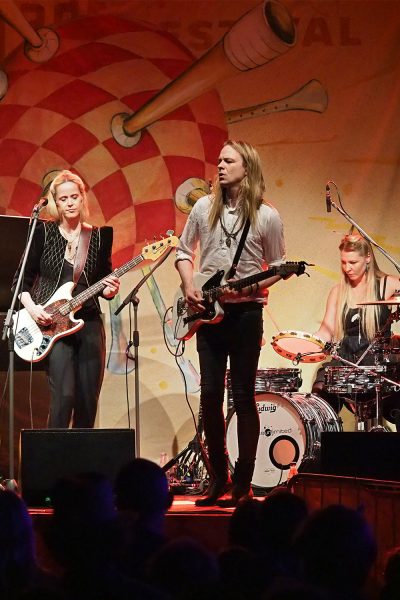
312, 233, 400, 428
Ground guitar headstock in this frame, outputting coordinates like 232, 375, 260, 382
142, 235, 180, 261
278, 261, 313, 279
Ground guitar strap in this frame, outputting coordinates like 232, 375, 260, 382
73, 223, 92, 285
226, 218, 250, 279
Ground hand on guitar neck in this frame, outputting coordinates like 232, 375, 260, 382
173, 261, 313, 341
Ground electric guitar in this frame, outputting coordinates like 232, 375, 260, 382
172, 261, 309, 341
12, 235, 179, 362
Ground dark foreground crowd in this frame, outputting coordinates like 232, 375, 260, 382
0, 458, 399, 600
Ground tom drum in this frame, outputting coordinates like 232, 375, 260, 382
226, 368, 302, 404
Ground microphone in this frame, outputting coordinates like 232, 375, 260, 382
325, 184, 331, 213
32, 197, 48, 214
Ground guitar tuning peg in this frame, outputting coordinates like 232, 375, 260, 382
166, 229, 174, 236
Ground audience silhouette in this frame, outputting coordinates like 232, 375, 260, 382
114, 458, 173, 581
381, 546, 400, 600
2, 457, 389, 600
293, 504, 377, 599
43, 471, 165, 599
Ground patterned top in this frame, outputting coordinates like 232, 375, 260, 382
13, 220, 113, 312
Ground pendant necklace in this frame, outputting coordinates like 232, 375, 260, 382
219, 213, 242, 248
59, 225, 81, 261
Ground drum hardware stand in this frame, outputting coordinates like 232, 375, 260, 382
354, 310, 398, 367
348, 312, 400, 432
162, 410, 211, 494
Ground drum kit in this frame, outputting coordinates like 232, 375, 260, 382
225, 295, 400, 490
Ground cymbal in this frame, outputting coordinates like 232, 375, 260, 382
358, 296, 400, 306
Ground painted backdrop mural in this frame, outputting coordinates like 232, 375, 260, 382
0, 0, 399, 468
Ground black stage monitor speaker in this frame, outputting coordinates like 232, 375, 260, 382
20, 428, 135, 507
321, 431, 400, 481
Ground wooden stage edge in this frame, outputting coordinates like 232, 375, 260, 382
29, 473, 400, 583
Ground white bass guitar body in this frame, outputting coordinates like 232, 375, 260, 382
13, 282, 81, 362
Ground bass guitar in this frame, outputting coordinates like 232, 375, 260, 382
12, 234, 179, 362
172, 261, 309, 341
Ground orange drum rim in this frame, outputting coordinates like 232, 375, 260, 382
271, 330, 327, 363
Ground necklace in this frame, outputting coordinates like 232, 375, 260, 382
59, 225, 81, 261
219, 213, 242, 248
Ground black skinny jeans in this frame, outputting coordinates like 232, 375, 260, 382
196, 302, 263, 476
47, 315, 106, 428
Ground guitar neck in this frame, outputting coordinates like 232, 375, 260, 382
214, 267, 278, 298
65, 254, 145, 312
229, 267, 278, 290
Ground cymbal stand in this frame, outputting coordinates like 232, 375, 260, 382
371, 378, 387, 432
354, 308, 399, 366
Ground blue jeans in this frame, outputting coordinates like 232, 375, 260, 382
196, 302, 263, 478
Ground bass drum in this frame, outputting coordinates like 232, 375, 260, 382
226, 392, 342, 489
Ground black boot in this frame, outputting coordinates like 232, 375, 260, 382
195, 475, 232, 507
195, 449, 231, 507
216, 459, 254, 508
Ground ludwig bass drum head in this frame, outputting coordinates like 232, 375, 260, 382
226, 392, 307, 489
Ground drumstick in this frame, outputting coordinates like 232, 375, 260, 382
264, 305, 282, 333
226, 79, 328, 124
111, 0, 296, 147
0, 0, 59, 63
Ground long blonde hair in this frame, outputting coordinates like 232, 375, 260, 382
208, 140, 265, 230
46, 170, 89, 222
335, 234, 385, 341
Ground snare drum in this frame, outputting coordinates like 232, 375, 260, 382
226, 392, 342, 489
226, 369, 302, 403
324, 365, 389, 395
271, 330, 327, 363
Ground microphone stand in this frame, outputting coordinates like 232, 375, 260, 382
328, 181, 400, 273
1, 205, 44, 488
114, 245, 174, 458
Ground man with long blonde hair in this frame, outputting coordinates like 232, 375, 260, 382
175, 140, 286, 506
